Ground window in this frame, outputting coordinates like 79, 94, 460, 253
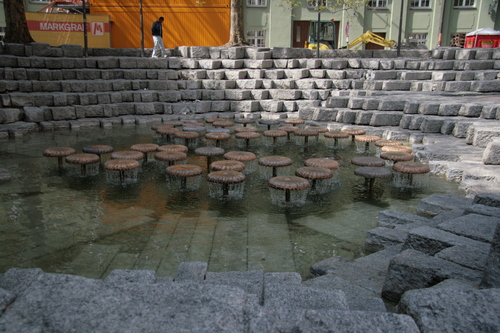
368, 0, 388, 8
453, 0, 475, 7
410, 0, 430, 8
247, 0, 267, 7
246, 30, 266, 47
407, 33, 428, 46
307, 0, 327, 8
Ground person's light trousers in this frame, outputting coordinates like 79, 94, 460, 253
152, 36, 166, 57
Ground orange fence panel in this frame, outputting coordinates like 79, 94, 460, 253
89, 0, 230, 48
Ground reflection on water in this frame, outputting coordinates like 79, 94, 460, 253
0, 124, 463, 278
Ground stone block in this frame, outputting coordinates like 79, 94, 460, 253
365, 227, 409, 251
174, 262, 207, 282
418, 103, 439, 115
268, 89, 301, 100
458, 104, 482, 117
0, 268, 43, 295
231, 101, 259, 112
284, 69, 309, 79
205, 270, 264, 299
23, 107, 44, 122
378, 100, 406, 111
377, 209, 432, 229
471, 80, 500, 92
369, 111, 403, 127
50, 106, 76, 121
355, 111, 372, 124
473, 193, 500, 208
382, 81, 411, 91
472, 127, 500, 148
465, 204, 500, 219
221, 59, 244, 69
210, 101, 231, 112
437, 213, 499, 243
312, 107, 337, 122
403, 225, 490, 256
235, 79, 262, 89
222, 47, 245, 59
243, 59, 273, 69
420, 117, 444, 133
225, 90, 251, 100
398, 287, 500, 333
435, 245, 489, 271
263, 283, 348, 310
381, 249, 483, 301
480, 221, 500, 288
259, 100, 283, 112
336, 109, 356, 124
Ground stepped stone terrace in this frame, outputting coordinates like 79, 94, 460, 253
0, 43, 500, 332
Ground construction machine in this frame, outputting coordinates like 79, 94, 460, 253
348, 31, 396, 50
304, 20, 336, 50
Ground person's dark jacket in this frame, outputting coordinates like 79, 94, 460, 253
152, 21, 162, 37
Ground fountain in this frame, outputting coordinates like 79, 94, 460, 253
393, 161, 431, 188
258, 155, 293, 177
165, 164, 203, 190
194, 147, 225, 171
235, 131, 261, 148
207, 170, 246, 198
263, 130, 287, 146
174, 131, 200, 147
65, 153, 100, 176
223, 151, 257, 173
268, 176, 310, 204
295, 166, 333, 192
324, 131, 349, 148
82, 145, 114, 164
104, 159, 140, 184
205, 132, 231, 147
354, 135, 381, 153
130, 143, 159, 162
154, 151, 187, 167
43, 147, 76, 169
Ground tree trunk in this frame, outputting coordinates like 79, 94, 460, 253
224, 0, 245, 46
3, 0, 35, 44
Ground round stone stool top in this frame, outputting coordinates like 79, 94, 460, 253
277, 126, 300, 133
374, 140, 404, 148
284, 118, 305, 126
175, 131, 200, 139
304, 158, 339, 170
258, 156, 293, 167
156, 127, 180, 135
164, 120, 184, 127
213, 120, 234, 128
224, 151, 257, 162
182, 122, 204, 127
43, 147, 76, 158
324, 131, 349, 139
111, 151, 144, 161
269, 176, 310, 191
235, 118, 255, 125
294, 129, 318, 137
263, 130, 287, 137
130, 143, 159, 153
380, 152, 413, 162
295, 166, 333, 180
210, 160, 246, 172
258, 120, 280, 126
207, 128, 231, 134
82, 145, 114, 155
355, 135, 381, 143
393, 161, 430, 174
205, 117, 227, 124
194, 147, 225, 157
65, 153, 100, 165
381, 145, 413, 154
235, 132, 261, 140
207, 170, 246, 184
158, 145, 189, 153
351, 156, 385, 167
166, 164, 203, 177
306, 126, 328, 134
154, 151, 187, 162
235, 126, 258, 133
342, 128, 366, 136
205, 132, 231, 141
104, 159, 140, 171
354, 167, 392, 179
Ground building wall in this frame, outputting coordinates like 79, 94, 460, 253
242, 0, 500, 49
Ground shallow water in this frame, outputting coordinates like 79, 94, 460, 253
0, 124, 462, 278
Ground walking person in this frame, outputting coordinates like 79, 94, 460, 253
151, 17, 167, 58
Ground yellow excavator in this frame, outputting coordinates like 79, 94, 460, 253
348, 31, 396, 50
304, 20, 337, 50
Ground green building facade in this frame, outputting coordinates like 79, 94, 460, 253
244, 0, 500, 49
